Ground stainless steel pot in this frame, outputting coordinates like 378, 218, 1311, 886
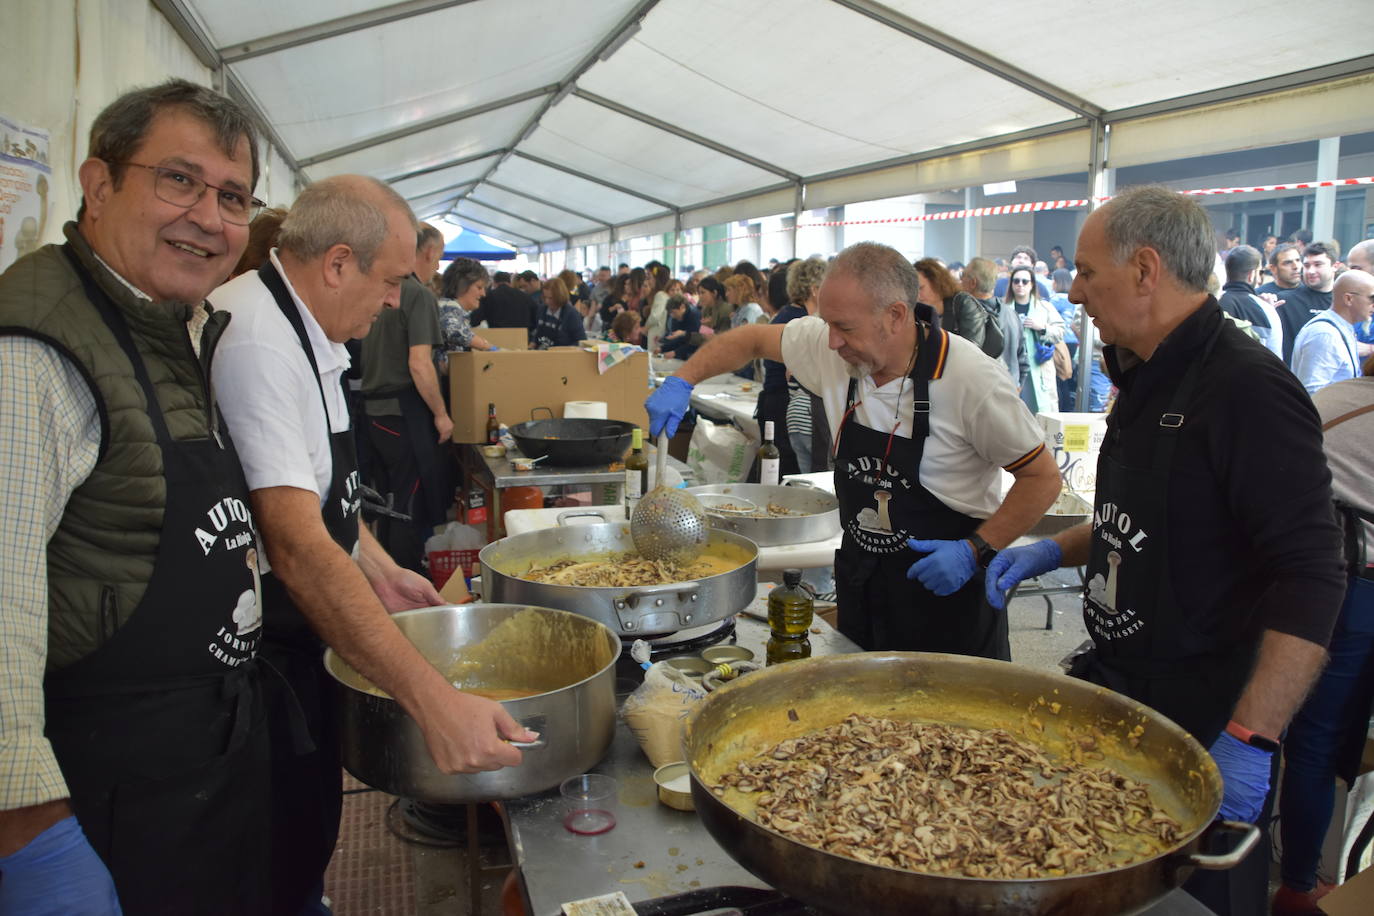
683, 652, 1259, 916
687, 481, 840, 547
325, 603, 620, 803
479, 516, 758, 636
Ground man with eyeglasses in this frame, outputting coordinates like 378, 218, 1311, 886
0, 79, 273, 914
1291, 270, 1374, 394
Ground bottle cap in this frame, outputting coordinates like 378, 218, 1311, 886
783, 568, 801, 587
631, 428, 643, 448
764, 420, 775, 440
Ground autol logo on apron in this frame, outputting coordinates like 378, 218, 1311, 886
842, 456, 915, 554
339, 468, 362, 520
1084, 500, 1151, 641
193, 495, 263, 665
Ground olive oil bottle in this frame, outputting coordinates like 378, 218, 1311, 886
766, 568, 813, 665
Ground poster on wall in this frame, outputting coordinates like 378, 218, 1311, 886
0, 114, 52, 273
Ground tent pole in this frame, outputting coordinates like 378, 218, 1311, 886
792, 183, 804, 260
1076, 118, 1111, 413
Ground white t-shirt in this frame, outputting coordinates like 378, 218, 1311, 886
780, 316, 1045, 518
211, 250, 352, 505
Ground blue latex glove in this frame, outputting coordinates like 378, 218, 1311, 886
984, 539, 1063, 609
905, 539, 978, 596
1035, 340, 1055, 363
488, 346, 501, 351
645, 376, 694, 438
1208, 731, 1273, 823
0, 815, 122, 915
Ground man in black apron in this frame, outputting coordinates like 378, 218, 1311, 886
0, 81, 273, 914
645, 242, 1061, 658
211, 176, 535, 914
987, 187, 1346, 915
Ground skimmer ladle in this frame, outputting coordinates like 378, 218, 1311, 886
630, 432, 708, 563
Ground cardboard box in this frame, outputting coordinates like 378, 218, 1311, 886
448, 349, 651, 443
1037, 412, 1108, 494
482, 327, 528, 350
1320, 862, 1374, 915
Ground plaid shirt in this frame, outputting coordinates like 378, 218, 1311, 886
0, 260, 204, 809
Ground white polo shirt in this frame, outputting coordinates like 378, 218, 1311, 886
780, 316, 1045, 518
211, 250, 352, 505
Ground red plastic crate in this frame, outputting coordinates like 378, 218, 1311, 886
428, 548, 479, 588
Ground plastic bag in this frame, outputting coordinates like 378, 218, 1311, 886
687, 420, 755, 484
620, 661, 706, 767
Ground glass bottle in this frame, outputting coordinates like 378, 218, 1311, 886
485, 402, 500, 445
766, 568, 813, 665
624, 428, 648, 513
758, 420, 780, 486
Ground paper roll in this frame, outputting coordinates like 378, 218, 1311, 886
564, 400, 608, 419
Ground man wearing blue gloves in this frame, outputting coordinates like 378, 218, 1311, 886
648, 242, 1060, 660
986, 187, 1345, 915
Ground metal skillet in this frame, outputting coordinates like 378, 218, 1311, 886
682, 652, 1258, 916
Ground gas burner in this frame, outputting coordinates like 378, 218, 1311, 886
626, 617, 737, 657
633, 886, 818, 915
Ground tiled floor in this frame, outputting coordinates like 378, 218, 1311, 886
324, 775, 512, 915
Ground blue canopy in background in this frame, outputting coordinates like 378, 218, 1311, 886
442, 226, 516, 261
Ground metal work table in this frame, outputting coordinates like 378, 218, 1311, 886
687, 373, 761, 442
459, 443, 693, 539
501, 611, 1214, 916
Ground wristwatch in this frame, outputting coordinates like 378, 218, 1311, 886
1225, 720, 1281, 753
967, 533, 998, 568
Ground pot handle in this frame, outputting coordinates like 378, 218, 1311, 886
556, 509, 610, 526
507, 714, 547, 750
1180, 820, 1261, 870
530, 406, 556, 421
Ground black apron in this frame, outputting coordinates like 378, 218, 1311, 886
255, 263, 362, 914
1070, 320, 1253, 743
1068, 321, 1265, 916
832, 323, 1009, 659
44, 246, 271, 915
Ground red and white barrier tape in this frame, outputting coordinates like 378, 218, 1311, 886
604, 177, 1373, 251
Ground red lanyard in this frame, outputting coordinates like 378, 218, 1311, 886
832, 373, 909, 469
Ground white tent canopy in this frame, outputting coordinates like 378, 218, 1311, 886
10, 0, 1374, 253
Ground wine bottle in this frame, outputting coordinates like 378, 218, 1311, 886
624, 428, 648, 513
485, 402, 500, 445
758, 420, 780, 486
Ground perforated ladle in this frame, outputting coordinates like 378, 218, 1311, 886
630, 432, 708, 563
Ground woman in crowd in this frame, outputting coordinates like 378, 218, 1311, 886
695, 275, 732, 335
532, 276, 586, 349
757, 267, 807, 477
657, 294, 701, 360
643, 263, 672, 352
625, 266, 648, 318
599, 273, 628, 329
1004, 264, 1065, 413
230, 206, 288, 278
437, 258, 497, 360
1049, 268, 1079, 410
558, 268, 588, 309
608, 309, 642, 346
725, 274, 765, 328
784, 257, 828, 472
913, 257, 989, 350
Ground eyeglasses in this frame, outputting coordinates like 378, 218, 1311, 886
119, 162, 264, 225
1010, 278, 1032, 285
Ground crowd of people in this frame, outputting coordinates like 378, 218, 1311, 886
1, 75, 1371, 916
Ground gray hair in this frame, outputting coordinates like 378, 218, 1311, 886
829, 242, 921, 315
786, 256, 827, 305
1098, 185, 1214, 293
277, 175, 415, 274
82, 78, 261, 218
963, 257, 998, 296
416, 221, 444, 254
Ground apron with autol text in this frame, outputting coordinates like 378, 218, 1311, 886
255, 262, 362, 914
44, 245, 271, 915
832, 323, 1009, 659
